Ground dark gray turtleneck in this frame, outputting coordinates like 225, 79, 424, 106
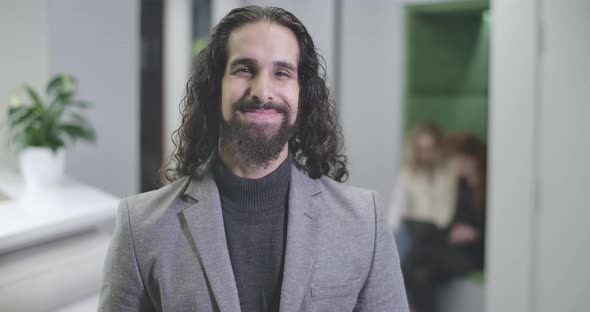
212, 154, 291, 312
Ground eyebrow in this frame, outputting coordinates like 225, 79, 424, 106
228, 58, 297, 72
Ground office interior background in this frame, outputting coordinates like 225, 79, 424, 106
0, 0, 588, 311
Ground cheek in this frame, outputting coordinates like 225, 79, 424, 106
290, 86, 300, 122
221, 77, 238, 120
220, 100, 231, 122
220, 98, 231, 122
292, 95, 299, 119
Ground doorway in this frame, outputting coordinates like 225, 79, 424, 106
400, 1, 490, 311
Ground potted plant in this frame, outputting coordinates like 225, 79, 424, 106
6, 74, 96, 189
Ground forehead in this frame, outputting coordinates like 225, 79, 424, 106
226, 22, 300, 67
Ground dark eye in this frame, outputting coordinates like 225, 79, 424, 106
233, 67, 253, 75
275, 71, 291, 78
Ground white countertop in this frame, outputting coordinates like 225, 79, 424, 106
0, 171, 119, 254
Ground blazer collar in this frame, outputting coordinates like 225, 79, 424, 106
279, 165, 322, 312
180, 170, 241, 312
181, 163, 322, 312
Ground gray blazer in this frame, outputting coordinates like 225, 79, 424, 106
99, 165, 408, 312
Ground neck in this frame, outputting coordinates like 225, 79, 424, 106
218, 143, 290, 179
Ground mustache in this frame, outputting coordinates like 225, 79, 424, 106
233, 99, 290, 115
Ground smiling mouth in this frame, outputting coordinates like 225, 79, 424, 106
240, 107, 278, 113
239, 107, 283, 116
237, 108, 283, 122
248, 109, 277, 114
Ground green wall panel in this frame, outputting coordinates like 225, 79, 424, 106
403, 4, 490, 142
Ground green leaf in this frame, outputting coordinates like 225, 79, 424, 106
9, 74, 94, 150
7, 106, 35, 128
46, 131, 65, 151
60, 74, 76, 95
24, 85, 44, 109
59, 123, 96, 143
84, 127, 96, 142
12, 132, 31, 152
46, 75, 63, 95
47, 74, 77, 96
71, 100, 91, 108
70, 112, 90, 124
7, 106, 42, 139
46, 97, 66, 124
56, 92, 73, 105
25, 126, 44, 146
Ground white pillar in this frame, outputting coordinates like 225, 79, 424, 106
163, 0, 193, 163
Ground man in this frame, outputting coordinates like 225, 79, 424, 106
99, 6, 408, 312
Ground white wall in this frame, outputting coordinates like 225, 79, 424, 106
49, 0, 140, 197
339, 0, 404, 204
487, 0, 590, 311
535, 0, 590, 310
486, 0, 539, 311
212, 0, 242, 25
0, 0, 51, 172
163, 0, 193, 162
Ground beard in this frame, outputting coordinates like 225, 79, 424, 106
220, 99, 297, 168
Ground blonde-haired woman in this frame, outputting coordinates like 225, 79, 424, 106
388, 122, 459, 263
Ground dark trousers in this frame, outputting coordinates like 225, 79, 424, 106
401, 222, 476, 312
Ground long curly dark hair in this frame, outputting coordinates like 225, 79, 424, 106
164, 6, 348, 182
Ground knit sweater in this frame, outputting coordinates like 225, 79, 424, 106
212, 154, 291, 312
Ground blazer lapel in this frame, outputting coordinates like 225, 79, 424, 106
180, 172, 241, 312
279, 166, 322, 312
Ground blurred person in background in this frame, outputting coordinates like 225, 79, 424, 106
402, 133, 487, 312
388, 122, 459, 264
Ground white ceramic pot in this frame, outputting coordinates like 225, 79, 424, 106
19, 147, 65, 189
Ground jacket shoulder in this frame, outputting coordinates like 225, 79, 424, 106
316, 176, 377, 209
315, 176, 379, 227
122, 177, 192, 224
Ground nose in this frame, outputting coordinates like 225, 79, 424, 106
250, 74, 273, 103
